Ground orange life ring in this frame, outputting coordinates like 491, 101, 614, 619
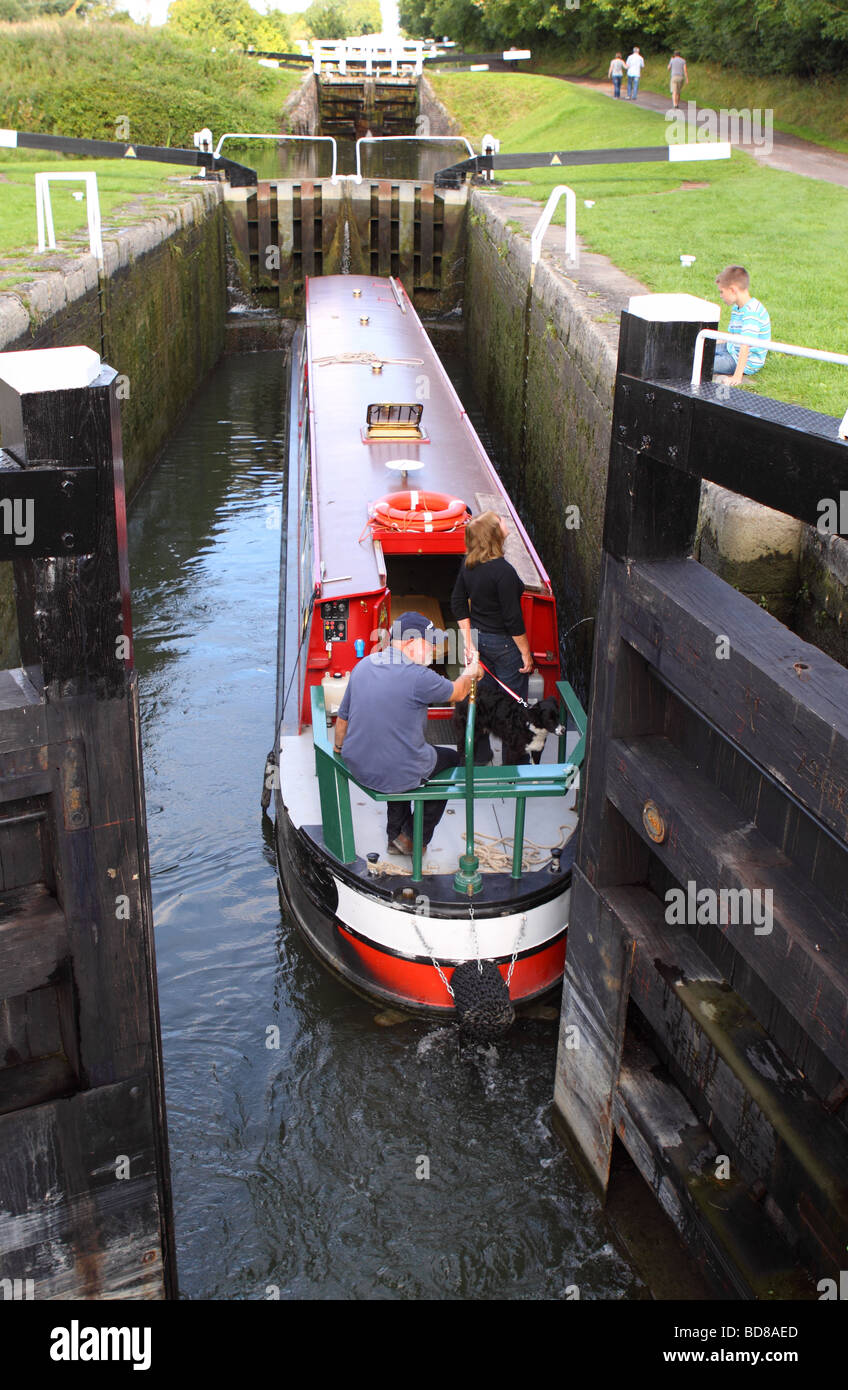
371, 490, 468, 533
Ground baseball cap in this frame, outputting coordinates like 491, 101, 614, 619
391, 611, 449, 647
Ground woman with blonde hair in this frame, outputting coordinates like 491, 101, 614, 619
450, 510, 534, 763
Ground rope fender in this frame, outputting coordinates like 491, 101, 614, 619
451, 960, 515, 1041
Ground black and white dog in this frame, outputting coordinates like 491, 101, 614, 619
453, 687, 565, 765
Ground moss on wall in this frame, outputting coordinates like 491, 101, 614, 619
0, 193, 227, 667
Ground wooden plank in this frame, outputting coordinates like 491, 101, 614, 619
11, 366, 131, 699
347, 182, 372, 277
419, 182, 434, 288
0, 1076, 164, 1298
36, 696, 164, 1088
125, 674, 177, 1296
603, 882, 848, 1268
553, 864, 635, 1191
377, 180, 392, 277
603, 439, 702, 563
277, 184, 296, 312
300, 179, 315, 279
0, 883, 67, 997
0, 986, 61, 1062
321, 180, 339, 270
605, 733, 848, 1075
617, 308, 718, 383
572, 555, 652, 891
0, 1053, 76, 1117
614, 1037, 814, 1299
617, 376, 848, 530
0, 769, 51, 804
255, 181, 272, 287
619, 556, 848, 844
397, 182, 414, 288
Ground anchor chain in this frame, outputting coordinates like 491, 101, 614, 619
506, 913, 527, 987
411, 912, 454, 999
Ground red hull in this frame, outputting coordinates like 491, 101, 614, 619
336, 923, 567, 1010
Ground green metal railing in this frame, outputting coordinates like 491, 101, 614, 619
310, 680, 586, 889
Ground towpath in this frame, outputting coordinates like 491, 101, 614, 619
561, 77, 848, 189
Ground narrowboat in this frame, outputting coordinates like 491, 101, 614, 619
269, 273, 585, 1019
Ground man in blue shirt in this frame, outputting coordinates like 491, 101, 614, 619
712, 265, 771, 386
334, 612, 479, 855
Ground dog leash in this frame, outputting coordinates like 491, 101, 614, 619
473, 658, 531, 709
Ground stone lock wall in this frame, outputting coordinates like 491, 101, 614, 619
463, 194, 615, 699
0, 181, 228, 665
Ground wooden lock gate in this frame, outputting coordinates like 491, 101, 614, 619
0, 347, 175, 1300
555, 298, 848, 1299
226, 179, 467, 315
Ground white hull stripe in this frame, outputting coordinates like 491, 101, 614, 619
333, 875, 569, 961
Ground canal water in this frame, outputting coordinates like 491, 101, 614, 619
230, 137, 471, 183
127, 346, 645, 1301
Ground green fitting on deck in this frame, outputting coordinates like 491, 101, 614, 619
454, 679, 482, 895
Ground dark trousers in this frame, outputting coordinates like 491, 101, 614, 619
476, 631, 530, 765
387, 745, 461, 846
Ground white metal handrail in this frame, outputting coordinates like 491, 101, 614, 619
530, 184, 577, 279
692, 328, 848, 385
693, 328, 848, 438
354, 134, 475, 183
35, 172, 103, 264
213, 133, 338, 182
313, 40, 426, 76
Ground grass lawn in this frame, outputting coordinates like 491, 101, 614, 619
0, 158, 203, 288
431, 73, 848, 420
534, 51, 848, 155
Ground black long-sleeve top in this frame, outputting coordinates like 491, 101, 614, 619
451, 557, 526, 636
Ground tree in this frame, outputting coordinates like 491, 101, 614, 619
167, 0, 289, 48
302, 0, 349, 39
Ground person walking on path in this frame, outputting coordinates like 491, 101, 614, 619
608, 52, 625, 99
668, 50, 688, 108
626, 47, 645, 100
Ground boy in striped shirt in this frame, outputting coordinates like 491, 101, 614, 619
712, 265, 771, 386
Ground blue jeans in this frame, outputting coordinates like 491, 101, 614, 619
387, 744, 461, 846
712, 345, 738, 375
627, 75, 639, 99
612, 75, 622, 98
476, 631, 530, 765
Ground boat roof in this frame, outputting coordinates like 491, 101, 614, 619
304, 274, 551, 601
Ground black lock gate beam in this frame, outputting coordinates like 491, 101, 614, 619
2, 128, 258, 187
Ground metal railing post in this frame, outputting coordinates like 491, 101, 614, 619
530, 184, 577, 283
511, 796, 526, 879
411, 800, 425, 882
454, 678, 483, 895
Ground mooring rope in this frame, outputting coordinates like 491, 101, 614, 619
462, 827, 572, 873
365, 826, 571, 877
313, 351, 424, 368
